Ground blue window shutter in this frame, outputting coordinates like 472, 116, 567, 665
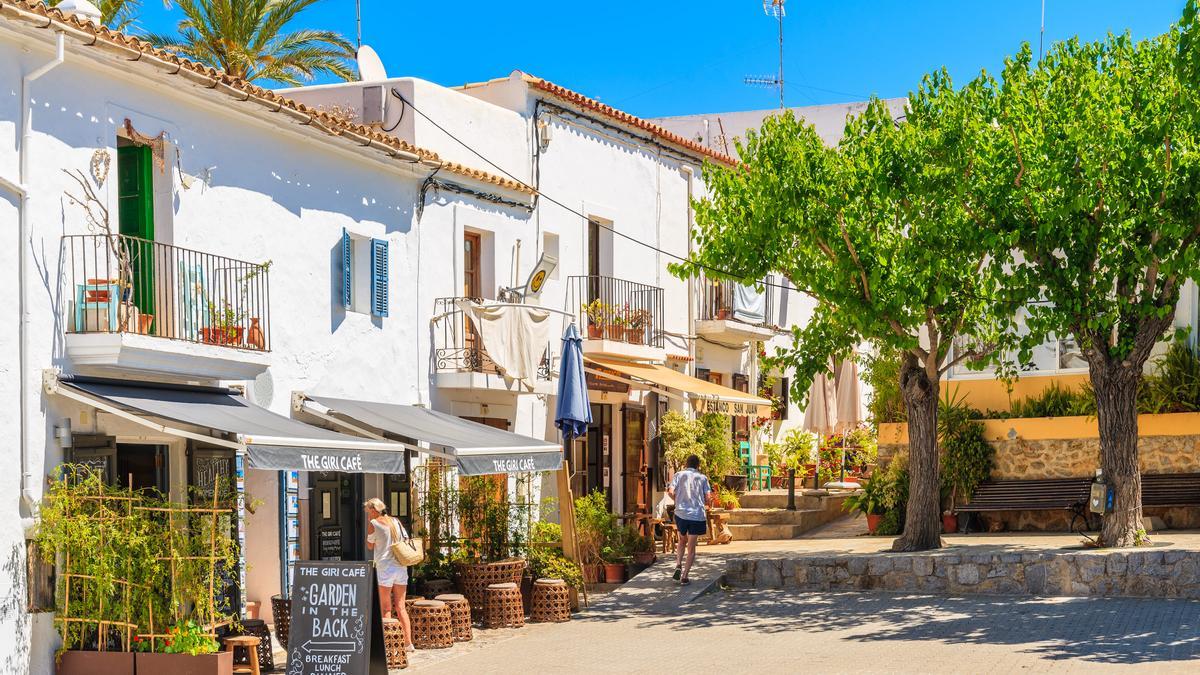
370, 238, 389, 317
341, 228, 352, 308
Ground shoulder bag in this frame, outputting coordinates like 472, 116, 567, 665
388, 517, 425, 567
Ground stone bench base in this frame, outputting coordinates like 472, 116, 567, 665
726, 548, 1200, 599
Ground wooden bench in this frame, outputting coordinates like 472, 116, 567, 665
958, 478, 1093, 532
1141, 473, 1200, 507
960, 474, 1200, 532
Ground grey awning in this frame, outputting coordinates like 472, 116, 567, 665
302, 394, 562, 475
52, 376, 407, 474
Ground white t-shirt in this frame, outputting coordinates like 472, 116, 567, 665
670, 468, 712, 522
370, 517, 404, 567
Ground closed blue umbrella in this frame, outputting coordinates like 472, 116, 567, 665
555, 322, 592, 441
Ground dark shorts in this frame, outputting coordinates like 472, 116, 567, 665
675, 515, 707, 537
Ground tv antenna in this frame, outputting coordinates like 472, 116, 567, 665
355, 0, 362, 49
1038, 0, 1045, 60
744, 0, 785, 109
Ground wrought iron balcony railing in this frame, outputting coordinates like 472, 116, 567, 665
568, 275, 665, 348
432, 297, 552, 380
697, 274, 773, 327
63, 234, 271, 351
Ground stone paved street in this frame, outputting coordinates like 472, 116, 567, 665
412, 588, 1200, 674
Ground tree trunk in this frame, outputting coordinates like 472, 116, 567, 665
892, 353, 942, 552
1091, 363, 1144, 547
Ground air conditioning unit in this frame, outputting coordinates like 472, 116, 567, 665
361, 85, 385, 126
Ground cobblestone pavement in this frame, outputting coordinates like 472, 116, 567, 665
411, 589, 1200, 674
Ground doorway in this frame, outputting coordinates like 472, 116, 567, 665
115, 443, 168, 494
309, 472, 365, 561
579, 403, 612, 509
621, 405, 648, 516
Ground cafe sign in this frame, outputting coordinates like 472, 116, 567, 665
692, 397, 769, 418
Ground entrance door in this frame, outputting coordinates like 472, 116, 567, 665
117, 143, 156, 322
621, 405, 647, 515
309, 472, 365, 561
581, 403, 612, 509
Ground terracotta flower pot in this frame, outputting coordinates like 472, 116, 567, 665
942, 513, 959, 534
56, 651, 135, 675
587, 324, 604, 339
247, 318, 266, 350
136, 651, 233, 675
603, 562, 626, 584
633, 551, 656, 566
866, 514, 883, 535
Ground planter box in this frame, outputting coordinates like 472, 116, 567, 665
56, 651, 135, 675
136, 651, 233, 675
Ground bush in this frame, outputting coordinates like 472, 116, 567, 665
661, 410, 738, 486
939, 391, 995, 509
573, 490, 615, 566
527, 520, 584, 588
863, 344, 906, 425
766, 428, 815, 475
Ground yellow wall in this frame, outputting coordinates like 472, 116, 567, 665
941, 373, 1091, 413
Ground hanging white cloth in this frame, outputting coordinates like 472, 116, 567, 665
456, 300, 553, 389
732, 283, 766, 323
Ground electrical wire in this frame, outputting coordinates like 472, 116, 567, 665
391, 89, 802, 293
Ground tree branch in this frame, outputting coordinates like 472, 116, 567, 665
837, 212, 872, 303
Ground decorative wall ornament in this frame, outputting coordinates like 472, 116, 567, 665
89, 149, 110, 187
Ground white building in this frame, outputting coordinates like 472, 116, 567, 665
1, 2, 838, 671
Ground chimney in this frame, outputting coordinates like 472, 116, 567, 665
56, 0, 103, 24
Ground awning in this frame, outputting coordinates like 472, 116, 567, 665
48, 375, 408, 474
583, 356, 773, 417
299, 394, 562, 475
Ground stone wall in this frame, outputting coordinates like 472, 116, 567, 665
880, 434, 1200, 479
726, 548, 1200, 599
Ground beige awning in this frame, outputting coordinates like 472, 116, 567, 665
584, 356, 773, 417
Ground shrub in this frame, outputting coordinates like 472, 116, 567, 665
863, 344, 906, 425
574, 490, 616, 566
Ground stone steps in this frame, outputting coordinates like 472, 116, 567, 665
738, 490, 830, 510
721, 494, 851, 540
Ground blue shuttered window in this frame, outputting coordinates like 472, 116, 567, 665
341, 228, 352, 308
370, 238, 389, 317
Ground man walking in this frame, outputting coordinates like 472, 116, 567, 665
668, 454, 711, 585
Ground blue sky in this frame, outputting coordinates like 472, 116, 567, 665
132, 1, 1186, 118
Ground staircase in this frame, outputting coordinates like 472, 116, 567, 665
725, 490, 851, 540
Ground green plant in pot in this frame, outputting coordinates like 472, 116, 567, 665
843, 476, 889, 534
624, 526, 656, 566
136, 621, 232, 672
770, 428, 814, 510
938, 389, 994, 534
574, 490, 615, 584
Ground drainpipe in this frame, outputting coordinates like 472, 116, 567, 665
681, 165, 695, 379
14, 31, 66, 537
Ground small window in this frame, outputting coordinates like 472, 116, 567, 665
340, 229, 389, 317
542, 232, 560, 280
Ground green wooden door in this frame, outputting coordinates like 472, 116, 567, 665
117, 145, 155, 324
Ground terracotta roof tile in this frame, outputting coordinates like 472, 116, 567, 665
518, 73, 738, 166
0, 0, 532, 195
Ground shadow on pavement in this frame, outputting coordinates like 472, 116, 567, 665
581, 588, 1200, 666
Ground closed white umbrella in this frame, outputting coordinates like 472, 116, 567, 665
801, 359, 838, 495
828, 356, 863, 489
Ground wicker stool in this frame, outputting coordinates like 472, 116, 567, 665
410, 600, 453, 649
270, 595, 291, 649
424, 578, 455, 596
238, 619, 275, 671
434, 593, 472, 642
382, 618, 408, 670
484, 582, 524, 629
530, 579, 571, 623
404, 595, 424, 611
222, 635, 261, 675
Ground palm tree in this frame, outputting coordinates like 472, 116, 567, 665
144, 0, 355, 86
51, 0, 141, 31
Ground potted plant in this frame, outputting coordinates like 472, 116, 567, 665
843, 475, 889, 535
135, 621, 233, 674
625, 527, 656, 566
201, 301, 245, 346
768, 429, 815, 510
582, 300, 613, 339
600, 545, 627, 584
624, 308, 651, 345
574, 490, 615, 585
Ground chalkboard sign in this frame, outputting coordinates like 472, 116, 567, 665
286, 561, 387, 675
318, 528, 343, 561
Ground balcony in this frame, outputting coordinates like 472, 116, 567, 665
695, 274, 777, 343
568, 275, 666, 362
62, 234, 271, 380
432, 297, 554, 393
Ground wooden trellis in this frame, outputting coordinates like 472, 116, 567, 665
46, 469, 238, 653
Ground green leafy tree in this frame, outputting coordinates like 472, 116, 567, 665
981, 6, 1200, 546
145, 0, 354, 85
677, 74, 1014, 551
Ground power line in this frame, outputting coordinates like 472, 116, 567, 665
393, 89, 801, 293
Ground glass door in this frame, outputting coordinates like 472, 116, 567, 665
622, 404, 647, 516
